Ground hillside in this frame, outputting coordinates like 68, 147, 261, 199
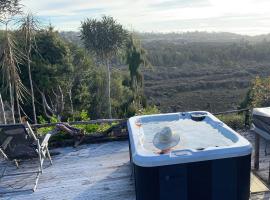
143, 61, 270, 113
61, 31, 270, 113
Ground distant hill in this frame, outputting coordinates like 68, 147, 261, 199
60, 31, 270, 46
138, 32, 270, 44
60, 31, 83, 47
138, 32, 247, 43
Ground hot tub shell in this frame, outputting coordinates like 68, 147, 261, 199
252, 107, 270, 137
128, 111, 252, 200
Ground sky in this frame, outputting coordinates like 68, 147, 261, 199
21, 0, 270, 35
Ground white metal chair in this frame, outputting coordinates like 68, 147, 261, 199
0, 122, 52, 192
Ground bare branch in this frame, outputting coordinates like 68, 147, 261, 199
41, 92, 55, 115
0, 0, 23, 23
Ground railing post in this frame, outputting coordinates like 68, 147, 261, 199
244, 109, 250, 128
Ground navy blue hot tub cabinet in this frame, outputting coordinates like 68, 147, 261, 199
128, 111, 252, 200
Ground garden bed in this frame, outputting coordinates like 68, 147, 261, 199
35, 120, 128, 148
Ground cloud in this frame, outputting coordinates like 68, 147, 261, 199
20, 0, 270, 35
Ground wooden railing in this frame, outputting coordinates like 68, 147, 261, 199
28, 109, 251, 147
31, 108, 251, 129
213, 108, 250, 127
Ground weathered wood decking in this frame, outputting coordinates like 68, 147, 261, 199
1, 131, 270, 200
0, 141, 135, 200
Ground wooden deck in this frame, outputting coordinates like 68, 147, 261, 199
1, 131, 270, 200
0, 141, 135, 200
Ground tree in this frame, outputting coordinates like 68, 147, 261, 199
125, 35, 149, 108
81, 16, 128, 118
30, 27, 73, 121
0, 0, 24, 123
19, 13, 39, 124
0, 29, 28, 123
241, 76, 270, 108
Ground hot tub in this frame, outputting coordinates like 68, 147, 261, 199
252, 107, 270, 136
128, 111, 252, 200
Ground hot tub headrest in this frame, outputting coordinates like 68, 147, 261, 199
252, 107, 270, 117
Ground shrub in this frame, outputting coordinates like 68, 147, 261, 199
37, 116, 54, 136
37, 123, 114, 137
241, 76, 270, 108
135, 105, 160, 115
73, 123, 112, 134
72, 110, 90, 121
218, 114, 245, 130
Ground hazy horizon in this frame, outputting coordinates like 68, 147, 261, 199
59, 30, 270, 37
18, 0, 270, 36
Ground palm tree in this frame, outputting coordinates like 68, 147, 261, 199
0, 28, 28, 123
0, 0, 26, 123
81, 16, 128, 118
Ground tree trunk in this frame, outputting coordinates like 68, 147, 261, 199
106, 59, 112, 119
16, 92, 22, 123
27, 52, 37, 124
68, 89, 74, 121
5, 28, 15, 124
0, 94, 7, 124
8, 76, 15, 124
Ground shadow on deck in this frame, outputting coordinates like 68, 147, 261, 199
0, 132, 270, 200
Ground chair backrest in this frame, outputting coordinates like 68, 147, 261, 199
0, 124, 38, 159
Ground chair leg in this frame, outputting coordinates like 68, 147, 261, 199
14, 159, 19, 168
0, 148, 8, 160
33, 171, 41, 192
46, 146, 53, 165
37, 140, 43, 173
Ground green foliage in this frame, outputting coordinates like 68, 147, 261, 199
79, 110, 90, 121
73, 110, 90, 121
73, 123, 111, 134
50, 115, 59, 123
83, 66, 108, 119
110, 70, 134, 118
81, 15, 128, 118
37, 123, 113, 137
7, 26, 134, 120
218, 114, 245, 130
36, 116, 53, 136
37, 126, 54, 136
36, 115, 58, 136
81, 16, 128, 58
125, 35, 145, 89
125, 35, 149, 106
241, 76, 270, 108
136, 105, 160, 115
29, 28, 73, 90
37, 115, 47, 124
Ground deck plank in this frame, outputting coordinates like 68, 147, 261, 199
0, 134, 269, 200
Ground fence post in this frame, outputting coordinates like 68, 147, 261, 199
244, 109, 250, 127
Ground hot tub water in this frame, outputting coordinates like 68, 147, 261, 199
140, 113, 235, 152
